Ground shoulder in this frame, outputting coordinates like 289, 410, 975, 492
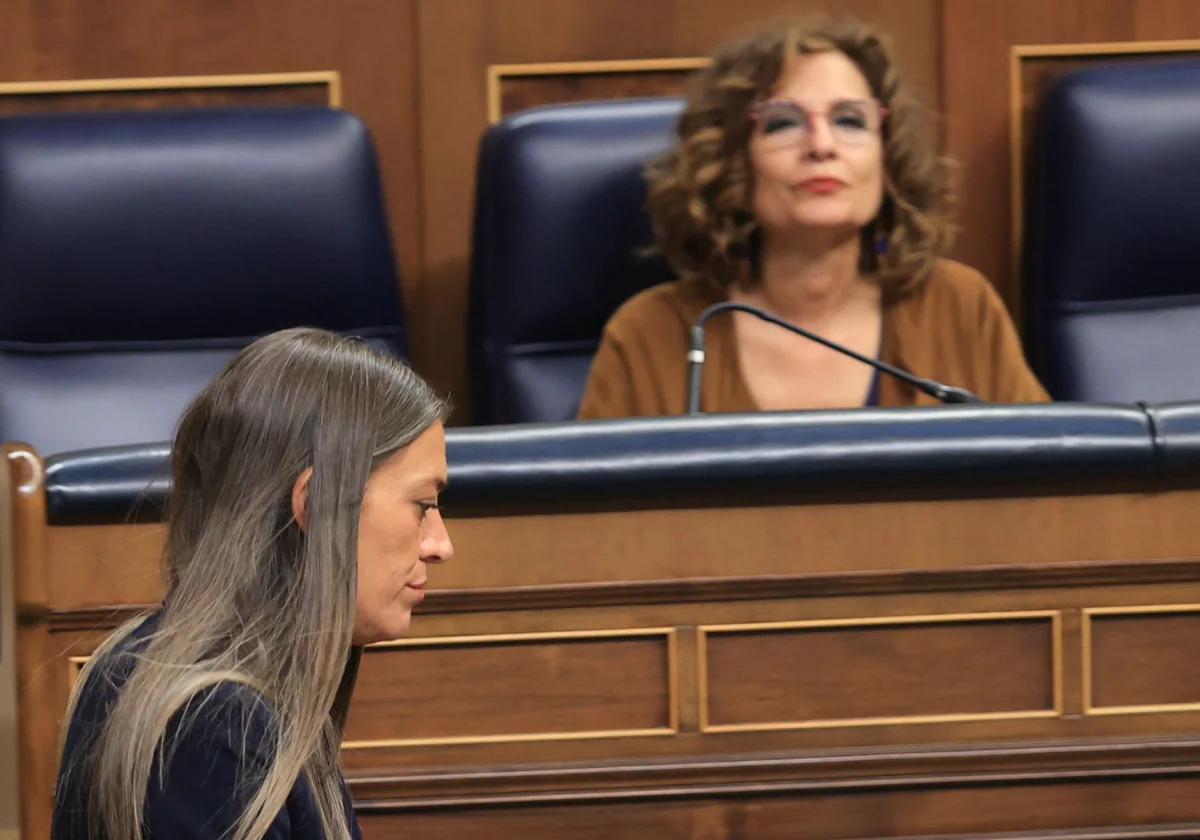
578, 279, 721, 419
887, 258, 1048, 403
54, 631, 289, 838
167, 679, 278, 757
62, 614, 159, 735
602, 279, 722, 341
138, 680, 296, 839
903, 258, 1007, 316
889, 258, 1016, 336
69, 615, 276, 755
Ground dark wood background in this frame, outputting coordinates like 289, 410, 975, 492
7, 5, 1200, 834
3, 0, 1199, 421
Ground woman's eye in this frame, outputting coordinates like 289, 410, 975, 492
762, 114, 802, 134
832, 105, 870, 131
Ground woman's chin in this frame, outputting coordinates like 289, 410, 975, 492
353, 610, 412, 646
788, 212, 863, 232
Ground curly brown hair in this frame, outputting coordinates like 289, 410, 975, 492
645, 17, 958, 296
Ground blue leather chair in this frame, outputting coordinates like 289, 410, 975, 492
468, 97, 683, 425
1024, 58, 1200, 403
0, 106, 408, 456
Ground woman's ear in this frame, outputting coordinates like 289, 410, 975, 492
291, 467, 313, 532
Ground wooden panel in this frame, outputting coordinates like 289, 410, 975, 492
50, 575, 1200, 778
941, 0, 1200, 325
416, 0, 943, 421
0, 0, 425, 379
344, 629, 677, 747
7, 447, 54, 840
0, 72, 335, 115
1086, 606, 1200, 713
44, 484, 1200, 606
701, 613, 1058, 731
25, 481, 1200, 839
356, 774, 1200, 839
489, 58, 708, 122
0, 451, 17, 840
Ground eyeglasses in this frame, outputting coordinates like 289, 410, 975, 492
749, 98, 889, 150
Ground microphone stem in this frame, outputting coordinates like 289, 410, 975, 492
685, 326, 706, 414
690, 302, 982, 408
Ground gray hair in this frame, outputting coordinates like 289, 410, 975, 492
62, 327, 450, 840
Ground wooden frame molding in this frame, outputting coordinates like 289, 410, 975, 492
0, 71, 342, 107
66, 656, 89, 690
62, 627, 681, 749
1083, 603, 1200, 716
485, 57, 708, 124
697, 610, 1063, 733
1007, 38, 1200, 300
343, 627, 679, 749
32, 556, 1200, 625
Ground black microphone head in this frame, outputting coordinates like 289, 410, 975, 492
936, 385, 985, 404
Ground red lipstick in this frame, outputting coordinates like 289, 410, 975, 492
797, 177, 847, 194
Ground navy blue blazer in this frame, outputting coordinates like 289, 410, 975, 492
51, 612, 362, 839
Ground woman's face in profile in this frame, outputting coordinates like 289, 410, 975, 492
353, 423, 452, 645
747, 50, 885, 242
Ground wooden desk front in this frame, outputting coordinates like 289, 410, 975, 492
11, 444, 1200, 839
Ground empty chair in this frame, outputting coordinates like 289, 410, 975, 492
1024, 59, 1200, 402
468, 97, 683, 425
0, 106, 408, 456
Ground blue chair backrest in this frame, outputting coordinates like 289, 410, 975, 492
468, 97, 684, 425
0, 106, 408, 456
1024, 58, 1200, 402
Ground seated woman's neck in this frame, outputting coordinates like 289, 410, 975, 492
738, 233, 866, 325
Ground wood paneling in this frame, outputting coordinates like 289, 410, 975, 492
41, 482, 1200, 603
0, 450, 17, 840
19, 429, 1200, 837
356, 775, 1200, 839
701, 614, 1057, 731
1087, 607, 1200, 712
0, 73, 334, 116
490, 58, 708, 122
496, 68, 688, 122
7, 447, 54, 840
345, 630, 676, 746
941, 0, 1200, 324
415, 0, 942, 420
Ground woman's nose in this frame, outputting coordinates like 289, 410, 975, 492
802, 118, 839, 160
420, 508, 453, 564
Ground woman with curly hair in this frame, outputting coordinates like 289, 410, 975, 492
577, 17, 1047, 418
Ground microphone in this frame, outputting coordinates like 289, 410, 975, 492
686, 301, 983, 414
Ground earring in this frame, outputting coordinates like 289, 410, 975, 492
875, 231, 889, 257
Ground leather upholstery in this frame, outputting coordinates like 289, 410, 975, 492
44, 403, 1161, 525
469, 97, 684, 425
0, 106, 408, 456
45, 442, 172, 525
1025, 59, 1200, 402
1143, 400, 1200, 473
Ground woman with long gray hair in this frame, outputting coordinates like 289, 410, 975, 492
51, 327, 454, 840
